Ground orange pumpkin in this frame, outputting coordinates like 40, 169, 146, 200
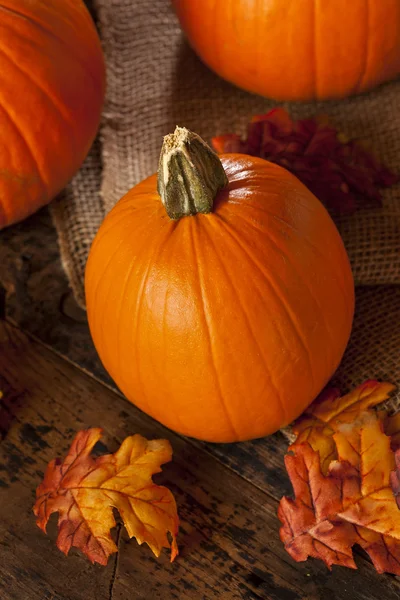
0, 0, 105, 229
85, 128, 354, 443
172, 0, 400, 101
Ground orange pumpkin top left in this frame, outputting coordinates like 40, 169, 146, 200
0, 0, 105, 228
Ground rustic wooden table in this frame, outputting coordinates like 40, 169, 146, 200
1, 209, 399, 600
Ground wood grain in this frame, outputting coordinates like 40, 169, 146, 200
0, 208, 111, 384
1, 319, 400, 600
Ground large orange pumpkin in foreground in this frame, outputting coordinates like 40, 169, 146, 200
172, 0, 400, 101
85, 128, 354, 443
0, 0, 105, 229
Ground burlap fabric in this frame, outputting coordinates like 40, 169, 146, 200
51, 0, 400, 411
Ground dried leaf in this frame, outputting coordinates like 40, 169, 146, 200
293, 380, 396, 474
334, 416, 398, 534
212, 108, 399, 215
353, 526, 400, 575
280, 414, 400, 574
33, 429, 179, 565
278, 443, 358, 570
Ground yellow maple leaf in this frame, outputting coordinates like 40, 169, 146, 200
333, 415, 400, 538
33, 429, 179, 565
280, 414, 400, 574
293, 380, 396, 474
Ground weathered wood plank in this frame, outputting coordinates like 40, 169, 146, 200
0, 319, 399, 600
0, 208, 110, 383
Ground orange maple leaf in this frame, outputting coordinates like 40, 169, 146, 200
279, 414, 400, 574
293, 380, 396, 474
278, 443, 358, 570
33, 429, 179, 565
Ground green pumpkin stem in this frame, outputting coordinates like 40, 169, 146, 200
157, 126, 228, 220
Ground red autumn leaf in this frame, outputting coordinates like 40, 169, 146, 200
212, 108, 399, 215
33, 428, 179, 565
279, 413, 400, 574
278, 443, 358, 570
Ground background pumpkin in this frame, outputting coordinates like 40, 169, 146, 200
85, 128, 355, 443
0, 0, 105, 229
172, 0, 400, 101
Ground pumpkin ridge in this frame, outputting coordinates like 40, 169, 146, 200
234, 209, 337, 368
117, 217, 177, 406
352, 0, 370, 94
86, 225, 133, 338
90, 206, 153, 252
229, 199, 353, 323
0, 99, 48, 196
96, 213, 157, 396
204, 216, 287, 427
312, 0, 319, 98
215, 212, 317, 390
0, 3, 103, 93
90, 205, 162, 339
190, 218, 239, 440
0, 38, 75, 132
128, 258, 154, 417
127, 215, 175, 418
296, 231, 354, 325
114, 254, 139, 380
212, 0, 223, 72
254, 0, 262, 88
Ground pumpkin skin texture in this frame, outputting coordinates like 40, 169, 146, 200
0, 0, 105, 228
172, 0, 400, 101
85, 153, 355, 443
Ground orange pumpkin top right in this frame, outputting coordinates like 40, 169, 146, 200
172, 0, 400, 101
